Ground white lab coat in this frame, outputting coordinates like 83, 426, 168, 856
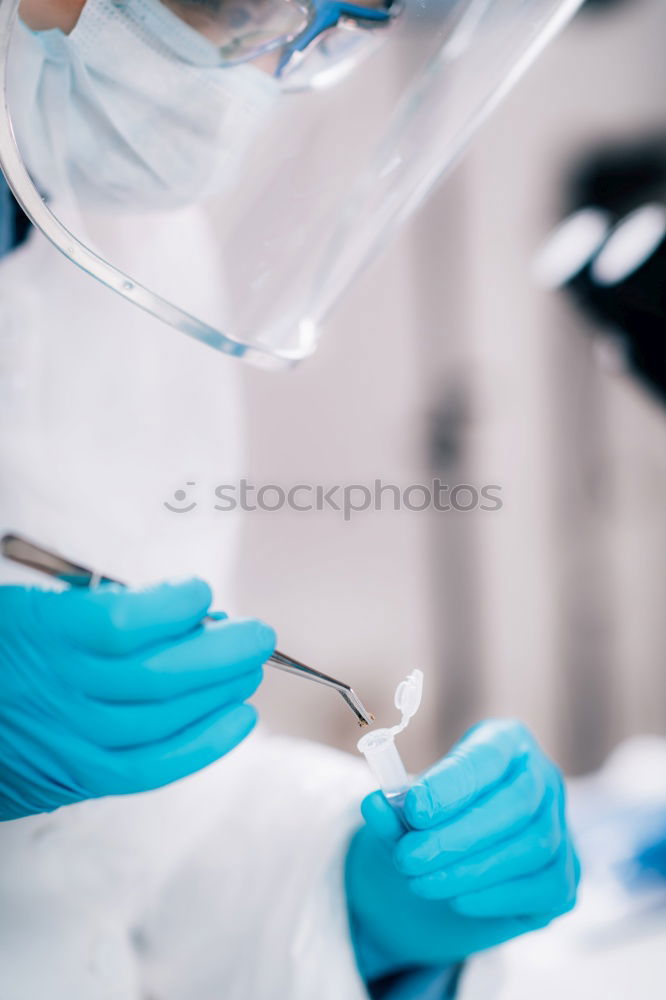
0, 198, 527, 1000
0, 209, 375, 999
8, 198, 648, 1000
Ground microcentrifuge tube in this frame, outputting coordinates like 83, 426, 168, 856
357, 669, 424, 821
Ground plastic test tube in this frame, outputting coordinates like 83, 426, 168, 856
357, 727, 412, 821
357, 668, 423, 825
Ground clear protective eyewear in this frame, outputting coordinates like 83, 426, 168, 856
0, 0, 584, 369
161, 0, 399, 84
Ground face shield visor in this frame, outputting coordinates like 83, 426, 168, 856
0, 0, 582, 368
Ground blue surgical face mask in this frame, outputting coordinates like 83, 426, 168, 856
8, 0, 280, 210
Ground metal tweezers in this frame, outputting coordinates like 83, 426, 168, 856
1, 534, 374, 727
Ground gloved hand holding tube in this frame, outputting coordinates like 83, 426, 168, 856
0, 581, 276, 820
346, 716, 580, 980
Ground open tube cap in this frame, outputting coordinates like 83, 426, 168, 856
357, 668, 423, 794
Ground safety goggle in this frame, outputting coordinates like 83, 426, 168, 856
164, 0, 399, 80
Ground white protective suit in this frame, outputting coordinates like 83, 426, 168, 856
0, 207, 376, 999
7, 191, 653, 1000
0, 194, 542, 1000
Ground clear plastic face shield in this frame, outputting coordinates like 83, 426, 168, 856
0, 0, 582, 368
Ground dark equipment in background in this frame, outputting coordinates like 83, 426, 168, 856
535, 136, 666, 404
582, 0, 635, 10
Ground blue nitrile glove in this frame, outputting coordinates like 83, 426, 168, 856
0, 581, 275, 820
633, 824, 666, 882
346, 719, 580, 980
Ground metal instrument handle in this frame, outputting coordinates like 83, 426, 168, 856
1, 533, 373, 726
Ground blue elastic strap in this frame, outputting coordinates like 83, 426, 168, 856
277, 0, 391, 75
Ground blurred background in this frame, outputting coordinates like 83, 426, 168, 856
236, 0, 666, 776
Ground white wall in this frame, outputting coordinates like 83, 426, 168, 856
237, 0, 666, 773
